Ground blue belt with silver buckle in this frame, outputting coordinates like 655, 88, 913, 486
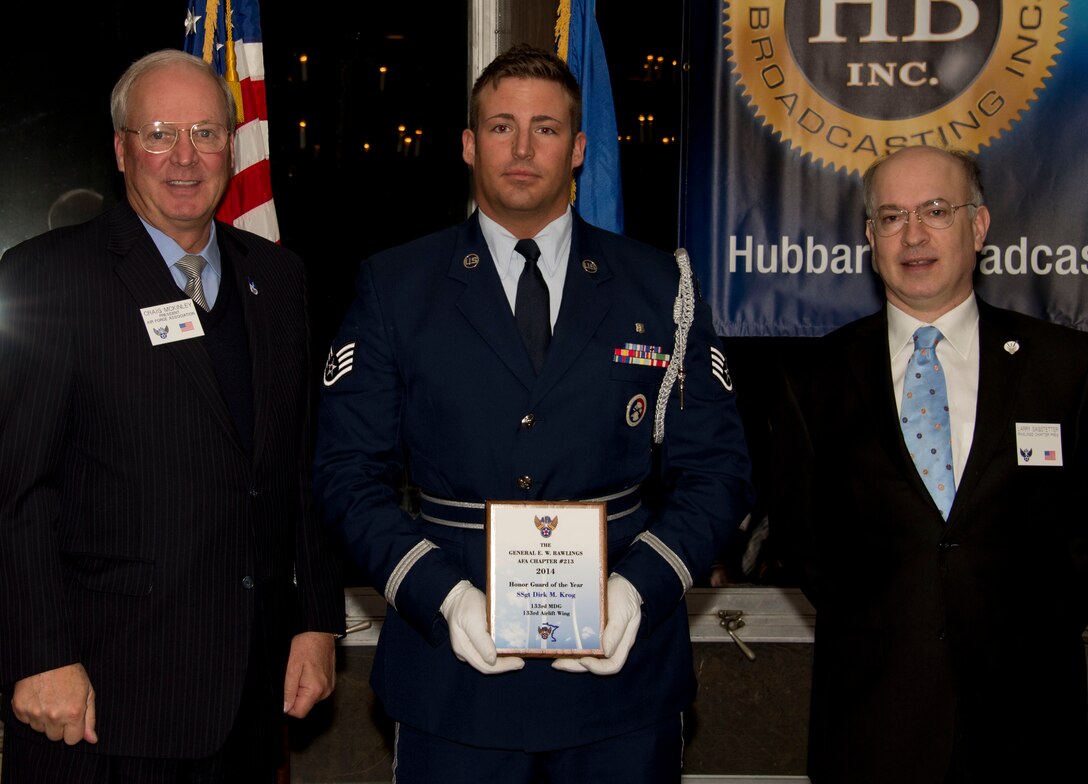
419, 484, 642, 530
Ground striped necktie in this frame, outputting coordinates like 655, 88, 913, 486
176, 254, 209, 311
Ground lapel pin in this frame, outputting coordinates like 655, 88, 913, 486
582, 259, 598, 273
248, 278, 259, 295
1004, 340, 1019, 355
463, 253, 480, 269
635, 323, 645, 333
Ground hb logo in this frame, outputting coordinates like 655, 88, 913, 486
725, 0, 1067, 174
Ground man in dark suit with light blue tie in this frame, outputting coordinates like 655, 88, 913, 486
314, 44, 752, 783
0, 50, 343, 782
776, 145, 1088, 783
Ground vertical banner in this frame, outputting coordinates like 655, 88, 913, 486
556, 0, 625, 234
185, 0, 280, 242
683, 1, 1088, 336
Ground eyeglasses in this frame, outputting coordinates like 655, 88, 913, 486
869, 198, 978, 237
121, 121, 230, 154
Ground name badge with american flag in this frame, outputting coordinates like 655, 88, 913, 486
1015, 422, 1062, 466
140, 299, 205, 345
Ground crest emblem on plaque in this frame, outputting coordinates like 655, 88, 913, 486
535, 515, 558, 538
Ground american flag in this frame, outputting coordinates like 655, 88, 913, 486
1044, 450, 1056, 460
184, 0, 279, 242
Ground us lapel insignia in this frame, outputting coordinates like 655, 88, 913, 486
1004, 340, 1019, 354
463, 253, 480, 269
582, 259, 598, 273
635, 322, 645, 333
248, 278, 259, 295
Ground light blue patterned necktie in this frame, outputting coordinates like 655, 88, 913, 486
900, 326, 955, 519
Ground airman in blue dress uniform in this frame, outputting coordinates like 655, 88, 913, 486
314, 44, 752, 784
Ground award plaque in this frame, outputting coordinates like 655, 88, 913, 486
486, 501, 607, 657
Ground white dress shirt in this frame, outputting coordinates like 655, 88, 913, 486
888, 294, 980, 485
478, 208, 572, 330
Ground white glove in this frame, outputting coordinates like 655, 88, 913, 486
552, 573, 642, 675
440, 580, 525, 675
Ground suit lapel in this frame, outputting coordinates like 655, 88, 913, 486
842, 311, 951, 518
220, 227, 268, 464
850, 302, 1022, 524
450, 215, 539, 389
954, 303, 1022, 507
846, 312, 913, 467
449, 214, 613, 399
529, 217, 612, 404
108, 206, 245, 457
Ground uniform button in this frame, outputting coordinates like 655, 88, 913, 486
520, 413, 537, 429
937, 630, 946, 641
517, 475, 533, 490
242, 576, 254, 589
249, 488, 259, 498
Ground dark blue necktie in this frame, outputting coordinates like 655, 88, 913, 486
514, 238, 550, 374
900, 326, 955, 519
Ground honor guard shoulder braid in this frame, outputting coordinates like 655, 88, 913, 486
654, 248, 696, 444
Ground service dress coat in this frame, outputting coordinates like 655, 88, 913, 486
314, 212, 753, 750
776, 299, 1088, 783
0, 203, 344, 759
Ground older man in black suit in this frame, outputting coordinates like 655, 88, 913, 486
776, 145, 1088, 783
0, 50, 343, 782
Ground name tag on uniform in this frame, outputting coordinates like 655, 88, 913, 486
1014, 422, 1062, 466
140, 299, 205, 345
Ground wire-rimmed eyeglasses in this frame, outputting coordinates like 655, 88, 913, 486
121, 121, 230, 154
869, 198, 978, 237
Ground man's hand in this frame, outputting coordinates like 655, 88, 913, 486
283, 631, 337, 718
553, 574, 642, 675
440, 580, 524, 674
11, 663, 97, 745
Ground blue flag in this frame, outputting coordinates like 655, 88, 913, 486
556, 0, 624, 235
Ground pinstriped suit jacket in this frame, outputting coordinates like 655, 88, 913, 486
0, 202, 344, 758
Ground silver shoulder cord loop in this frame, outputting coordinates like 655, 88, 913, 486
654, 248, 695, 444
